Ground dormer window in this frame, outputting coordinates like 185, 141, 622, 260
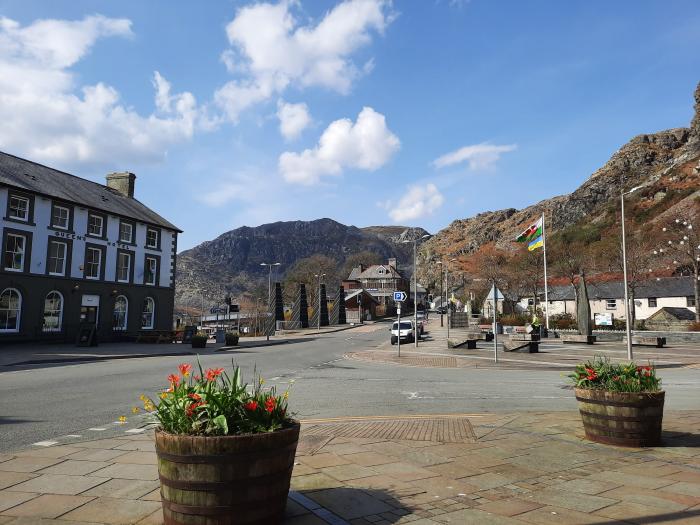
377, 267, 385, 275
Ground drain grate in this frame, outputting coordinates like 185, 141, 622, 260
301, 416, 476, 443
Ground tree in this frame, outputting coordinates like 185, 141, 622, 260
339, 251, 384, 281
506, 248, 544, 316
472, 246, 512, 316
283, 254, 339, 307
654, 205, 700, 321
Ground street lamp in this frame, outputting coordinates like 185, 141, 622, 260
314, 273, 326, 333
260, 262, 281, 341
446, 258, 458, 341
437, 261, 444, 327
621, 185, 641, 360
403, 233, 432, 347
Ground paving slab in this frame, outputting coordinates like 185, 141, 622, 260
0, 494, 95, 519
60, 496, 161, 524
5, 475, 108, 496
0, 492, 37, 513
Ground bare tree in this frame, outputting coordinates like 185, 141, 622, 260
283, 254, 339, 307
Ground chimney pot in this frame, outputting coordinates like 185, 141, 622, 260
106, 172, 136, 198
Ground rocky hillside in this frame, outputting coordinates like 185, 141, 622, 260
176, 219, 428, 307
418, 81, 700, 286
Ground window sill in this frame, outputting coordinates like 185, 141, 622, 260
4, 217, 35, 226
3, 267, 23, 273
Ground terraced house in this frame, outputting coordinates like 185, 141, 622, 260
0, 152, 180, 343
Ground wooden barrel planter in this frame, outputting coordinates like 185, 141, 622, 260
575, 388, 664, 447
155, 422, 300, 525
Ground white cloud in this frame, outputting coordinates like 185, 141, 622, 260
214, 0, 392, 121
277, 100, 311, 140
0, 15, 202, 170
279, 106, 399, 185
432, 143, 517, 170
389, 183, 444, 222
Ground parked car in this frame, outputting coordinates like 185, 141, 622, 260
391, 320, 415, 345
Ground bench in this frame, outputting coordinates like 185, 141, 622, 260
448, 331, 490, 349
136, 330, 175, 344
622, 336, 666, 348
560, 334, 596, 345
503, 338, 539, 353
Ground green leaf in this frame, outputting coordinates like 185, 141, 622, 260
212, 415, 228, 435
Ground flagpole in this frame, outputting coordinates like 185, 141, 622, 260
541, 212, 550, 331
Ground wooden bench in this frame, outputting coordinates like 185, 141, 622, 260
622, 336, 666, 348
136, 330, 175, 344
503, 337, 539, 353
560, 334, 596, 345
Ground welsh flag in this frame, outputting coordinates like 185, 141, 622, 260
516, 217, 543, 243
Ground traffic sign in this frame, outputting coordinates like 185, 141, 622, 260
210, 307, 226, 314
393, 291, 407, 302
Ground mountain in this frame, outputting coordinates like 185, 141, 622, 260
417, 81, 700, 286
175, 219, 429, 307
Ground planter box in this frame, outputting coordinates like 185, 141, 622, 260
191, 338, 207, 349
156, 422, 300, 524
575, 388, 664, 447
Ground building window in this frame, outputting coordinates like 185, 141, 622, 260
48, 240, 67, 276
85, 247, 102, 279
648, 297, 657, 308
144, 256, 158, 286
87, 213, 104, 237
113, 296, 128, 331
145, 228, 159, 249
4, 233, 26, 272
0, 288, 21, 332
141, 297, 155, 329
51, 204, 70, 230
43, 291, 63, 332
8, 195, 29, 221
689, 296, 697, 308
117, 252, 131, 283
119, 221, 133, 244
606, 299, 617, 310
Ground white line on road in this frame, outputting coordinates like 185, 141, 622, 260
32, 441, 58, 447
88, 428, 106, 431
65, 434, 82, 438
125, 428, 145, 434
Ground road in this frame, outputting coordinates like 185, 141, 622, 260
2, 320, 698, 452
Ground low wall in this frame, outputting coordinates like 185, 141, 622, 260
550, 329, 700, 344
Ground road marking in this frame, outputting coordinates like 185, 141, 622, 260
65, 434, 82, 438
88, 427, 106, 431
32, 440, 58, 447
125, 428, 145, 434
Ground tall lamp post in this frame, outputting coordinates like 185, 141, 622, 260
403, 233, 431, 347
315, 273, 326, 333
260, 262, 281, 341
437, 261, 444, 327
621, 186, 641, 360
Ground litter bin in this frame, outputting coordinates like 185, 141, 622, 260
215, 329, 226, 344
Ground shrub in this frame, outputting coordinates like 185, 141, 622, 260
689, 321, 700, 332
141, 361, 293, 436
500, 314, 528, 326
569, 357, 661, 393
225, 332, 239, 346
552, 313, 576, 330
191, 332, 208, 348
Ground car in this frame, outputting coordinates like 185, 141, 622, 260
390, 320, 415, 345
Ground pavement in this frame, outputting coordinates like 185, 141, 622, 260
1, 411, 700, 524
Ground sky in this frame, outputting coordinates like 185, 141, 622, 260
1, 0, 699, 250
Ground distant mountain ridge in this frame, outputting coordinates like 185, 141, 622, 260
176, 219, 429, 306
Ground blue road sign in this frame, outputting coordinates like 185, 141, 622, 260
393, 291, 407, 302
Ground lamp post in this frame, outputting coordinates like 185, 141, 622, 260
315, 273, 326, 333
260, 262, 281, 341
437, 261, 444, 327
621, 186, 641, 360
403, 233, 431, 347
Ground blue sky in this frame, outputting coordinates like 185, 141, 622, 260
1, 0, 699, 250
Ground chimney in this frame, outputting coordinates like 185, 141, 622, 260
106, 172, 136, 198
388, 258, 397, 269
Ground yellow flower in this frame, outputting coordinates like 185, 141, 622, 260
131, 407, 140, 414
159, 392, 168, 399
283, 391, 289, 400
139, 394, 147, 402
118, 416, 127, 423
144, 401, 155, 411
259, 377, 265, 385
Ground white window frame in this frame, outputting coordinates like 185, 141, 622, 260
0, 288, 21, 333
648, 297, 657, 308
144, 257, 157, 286
87, 214, 104, 237
145, 228, 159, 249
4, 233, 26, 272
113, 295, 128, 331
119, 222, 133, 244
8, 195, 29, 221
606, 299, 617, 310
42, 291, 63, 332
85, 247, 102, 280
117, 252, 131, 283
52, 205, 70, 230
48, 240, 67, 276
141, 297, 155, 329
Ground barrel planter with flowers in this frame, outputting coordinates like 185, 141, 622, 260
145, 362, 298, 524
570, 358, 664, 447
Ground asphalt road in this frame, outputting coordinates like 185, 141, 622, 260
2, 322, 699, 453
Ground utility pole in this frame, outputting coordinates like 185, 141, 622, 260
437, 261, 444, 327
403, 233, 431, 348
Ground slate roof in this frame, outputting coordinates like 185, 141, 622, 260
544, 277, 695, 301
344, 289, 380, 304
648, 307, 696, 321
0, 151, 181, 232
347, 264, 405, 281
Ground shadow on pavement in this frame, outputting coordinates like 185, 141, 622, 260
662, 430, 700, 448
587, 508, 700, 524
0, 415, 40, 425
290, 487, 407, 523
